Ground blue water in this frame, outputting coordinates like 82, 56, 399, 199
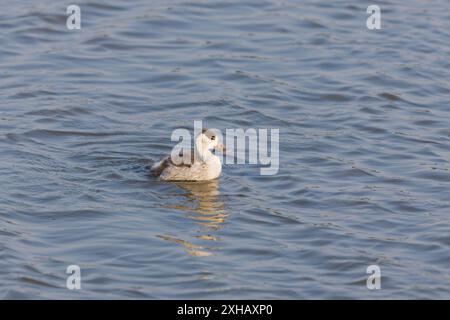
1, 0, 450, 299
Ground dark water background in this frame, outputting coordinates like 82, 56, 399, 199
1, 0, 450, 299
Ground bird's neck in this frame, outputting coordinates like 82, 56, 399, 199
195, 143, 214, 162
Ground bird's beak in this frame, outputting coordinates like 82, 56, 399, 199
216, 143, 226, 154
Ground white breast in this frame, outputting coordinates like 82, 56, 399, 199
205, 155, 222, 180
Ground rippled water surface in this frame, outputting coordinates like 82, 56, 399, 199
1, 0, 450, 299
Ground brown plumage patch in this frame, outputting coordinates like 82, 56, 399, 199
151, 148, 196, 177
150, 157, 170, 177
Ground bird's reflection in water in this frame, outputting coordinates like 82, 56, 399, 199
158, 179, 228, 257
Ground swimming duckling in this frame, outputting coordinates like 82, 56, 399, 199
151, 129, 226, 181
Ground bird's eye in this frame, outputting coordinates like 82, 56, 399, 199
211, 136, 216, 140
